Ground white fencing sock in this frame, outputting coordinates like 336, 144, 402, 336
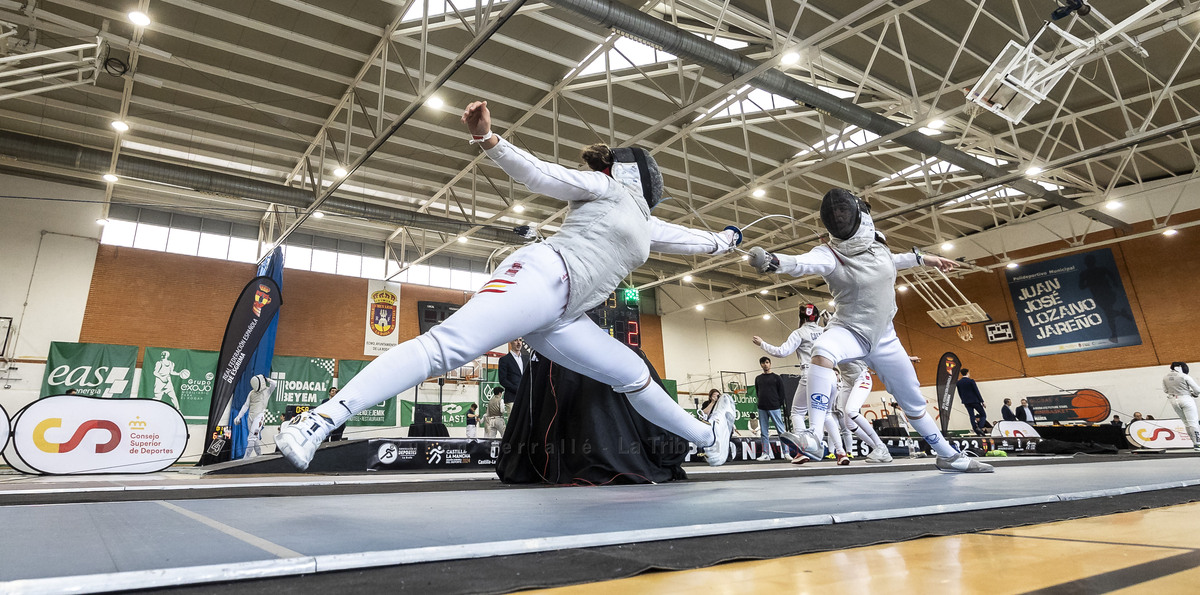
906, 411, 958, 458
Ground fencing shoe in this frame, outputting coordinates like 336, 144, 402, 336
275, 410, 335, 471
935, 451, 994, 473
703, 395, 736, 466
865, 444, 893, 463
789, 430, 823, 463
836, 452, 850, 466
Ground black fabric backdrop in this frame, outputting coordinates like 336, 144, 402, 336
496, 348, 690, 485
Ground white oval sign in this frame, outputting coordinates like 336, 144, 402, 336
991, 421, 1040, 438
9, 395, 188, 474
1127, 419, 1193, 449
0, 403, 9, 453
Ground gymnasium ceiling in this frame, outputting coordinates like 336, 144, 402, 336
2, 0, 1199, 313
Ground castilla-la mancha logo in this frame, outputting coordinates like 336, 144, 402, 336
369, 289, 398, 336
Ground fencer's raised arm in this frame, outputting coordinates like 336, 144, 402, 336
463, 100, 608, 203
649, 217, 738, 255
749, 245, 838, 277
893, 249, 957, 272
755, 328, 806, 359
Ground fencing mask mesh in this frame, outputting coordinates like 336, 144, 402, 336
820, 188, 870, 240
1171, 361, 1190, 374
610, 147, 664, 209
250, 374, 265, 392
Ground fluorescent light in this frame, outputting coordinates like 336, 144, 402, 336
102, 173, 118, 183
752, 188, 766, 198
927, 119, 945, 130
1105, 201, 1121, 210
762, 314, 771, 320
897, 285, 907, 292
1006, 262, 1019, 269
759, 289, 768, 295
333, 167, 348, 177
1025, 166, 1043, 176
457, 235, 468, 243
426, 96, 444, 109
128, 11, 150, 27
780, 51, 800, 65
682, 275, 693, 283
110, 120, 129, 132
742, 254, 750, 261
695, 304, 705, 311
828, 300, 835, 307
941, 242, 953, 251
96, 218, 109, 226
512, 204, 525, 213
312, 211, 324, 219
1163, 228, 1178, 236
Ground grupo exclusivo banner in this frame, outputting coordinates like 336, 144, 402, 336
935, 352, 962, 433
1006, 248, 1141, 357
200, 276, 282, 464
338, 359, 397, 427
139, 347, 217, 421
40, 342, 138, 398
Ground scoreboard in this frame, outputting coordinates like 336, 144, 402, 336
586, 288, 642, 348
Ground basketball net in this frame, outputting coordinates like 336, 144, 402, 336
956, 322, 974, 342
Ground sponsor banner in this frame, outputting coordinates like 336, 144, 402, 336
7, 395, 187, 474
0, 404, 9, 453
267, 356, 336, 425
40, 342, 138, 398
991, 421, 1041, 438
365, 280, 402, 356
338, 359, 397, 427
140, 347, 217, 420
400, 400, 478, 427
731, 385, 757, 432
1006, 248, 1141, 357
368, 438, 497, 470
1027, 389, 1111, 423
935, 352, 962, 433
202, 276, 282, 461
1127, 419, 1195, 449
680, 435, 1043, 463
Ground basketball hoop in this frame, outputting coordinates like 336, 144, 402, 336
956, 322, 974, 342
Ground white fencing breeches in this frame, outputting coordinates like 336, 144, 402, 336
836, 370, 885, 450
809, 323, 957, 458
312, 243, 716, 447
790, 367, 809, 431
1167, 395, 1200, 446
245, 412, 266, 459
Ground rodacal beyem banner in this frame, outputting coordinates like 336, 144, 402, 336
140, 347, 217, 420
40, 342, 138, 398
1005, 248, 1140, 357
267, 355, 336, 425
339, 359, 396, 426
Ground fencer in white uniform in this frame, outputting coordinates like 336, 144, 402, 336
749, 188, 992, 472
275, 100, 739, 470
833, 360, 891, 463
234, 374, 275, 459
1162, 362, 1200, 451
753, 303, 823, 432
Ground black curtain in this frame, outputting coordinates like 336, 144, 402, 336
496, 348, 689, 485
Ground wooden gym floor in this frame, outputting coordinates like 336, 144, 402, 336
531, 501, 1200, 594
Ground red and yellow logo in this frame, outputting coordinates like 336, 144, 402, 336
369, 289, 398, 336
479, 279, 515, 294
252, 284, 273, 316
33, 418, 121, 454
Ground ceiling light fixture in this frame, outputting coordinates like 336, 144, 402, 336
1025, 166, 1043, 176
759, 289, 768, 295
1007, 262, 1019, 269
695, 304, 705, 311
780, 51, 800, 65
312, 211, 324, 219
427, 96, 444, 109
762, 314, 771, 320
897, 285, 907, 292
1163, 228, 1178, 236
752, 188, 766, 198
1105, 201, 1121, 210
102, 173, 118, 183
512, 204, 525, 213
457, 235, 468, 243
96, 218, 108, 226
128, 11, 151, 27
927, 119, 945, 129
333, 166, 348, 177
941, 242, 953, 251
110, 120, 129, 132
682, 275, 693, 283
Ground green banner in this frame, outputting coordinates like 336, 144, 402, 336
339, 359, 397, 426
41, 342, 138, 398
399, 400, 478, 428
266, 355, 335, 425
140, 347, 217, 420
733, 387, 758, 431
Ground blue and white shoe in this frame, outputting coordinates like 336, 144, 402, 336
789, 430, 823, 464
274, 410, 335, 471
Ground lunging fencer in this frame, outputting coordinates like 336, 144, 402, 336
276, 99, 739, 470
1162, 362, 1200, 451
234, 374, 276, 459
753, 303, 824, 432
748, 188, 992, 473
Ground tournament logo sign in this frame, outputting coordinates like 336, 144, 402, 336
40, 342, 138, 398
6, 395, 188, 474
369, 289, 398, 336
1026, 389, 1110, 423
935, 352, 962, 432
990, 421, 1040, 438
1127, 419, 1194, 449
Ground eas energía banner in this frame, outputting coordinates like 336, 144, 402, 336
40, 342, 138, 398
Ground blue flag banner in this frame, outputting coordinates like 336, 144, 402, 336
229, 247, 284, 460
1006, 248, 1140, 357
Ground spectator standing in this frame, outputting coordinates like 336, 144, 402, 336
956, 368, 989, 435
1001, 398, 1017, 422
754, 357, 787, 461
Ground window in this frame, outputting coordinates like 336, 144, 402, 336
336, 253, 363, 277
449, 267, 474, 290
198, 233, 229, 259
165, 228, 200, 256
577, 33, 746, 78
697, 85, 798, 121
283, 245, 311, 270
100, 219, 136, 247
361, 256, 386, 280
310, 249, 337, 274
429, 265, 452, 288
407, 264, 430, 286
133, 223, 169, 252
227, 237, 260, 263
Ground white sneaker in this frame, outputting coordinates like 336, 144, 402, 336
866, 444, 893, 463
702, 395, 736, 466
756, 454, 772, 462
794, 430, 823, 462
935, 451, 994, 473
275, 410, 335, 471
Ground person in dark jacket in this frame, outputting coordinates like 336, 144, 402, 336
956, 368, 989, 435
754, 357, 787, 461
497, 338, 528, 405
1001, 398, 1017, 422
